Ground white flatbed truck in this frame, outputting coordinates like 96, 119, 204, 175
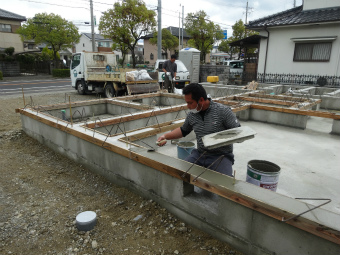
70, 52, 159, 97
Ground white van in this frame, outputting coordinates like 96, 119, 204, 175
154, 59, 190, 89
224, 59, 244, 74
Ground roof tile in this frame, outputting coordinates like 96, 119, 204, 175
0, 8, 26, 21
247, 5, 340, 28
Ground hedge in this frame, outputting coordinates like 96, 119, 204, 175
52, 69, 70, 78
0, 70, 3, 80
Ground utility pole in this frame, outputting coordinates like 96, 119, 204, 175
245, 1, 248, 24
178, 10, 181, 52
90, 0, 95, 52
293, 0, 296, 7
157, 0, 162, 59
181, 5, 184, 49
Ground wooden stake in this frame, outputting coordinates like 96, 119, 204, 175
69, 96, 73, 126
21, 86, 26, 107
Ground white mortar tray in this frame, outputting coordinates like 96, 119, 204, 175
202, 126, 256, 149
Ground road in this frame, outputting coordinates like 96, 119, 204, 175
0, 78, 74, 97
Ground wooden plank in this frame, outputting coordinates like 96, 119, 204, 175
290, 99, 321, 110
115, 92, 162, 101
18, 108, 340, 245
86, 104, 188, 128
248, 92, 308, 102
251, 104, 340, 120
192, 177, 340, 245
234, 96, 300, 106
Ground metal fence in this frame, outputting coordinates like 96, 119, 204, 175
241, 72, 340, 87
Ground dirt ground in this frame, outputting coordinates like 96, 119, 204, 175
0, 91, 243, 255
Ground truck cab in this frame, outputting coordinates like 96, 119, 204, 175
154, 59, 190, 89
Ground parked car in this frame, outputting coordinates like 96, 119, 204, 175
223, 60, 244, 74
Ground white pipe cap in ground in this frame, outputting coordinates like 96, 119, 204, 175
76, 211, 97, 231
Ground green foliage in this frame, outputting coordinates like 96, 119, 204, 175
185, 10, 224, 63
99, 0, 156, 67
17, 13, 80, 60
52, 69, 70, 78
149, 28, 179, 58
218, 37, 238, 57
0, 71, 3, 80
218, 40, 230, 53
16, 54, 37, 64
41, 47, 59, 60
227, 19, 259, 58
5, 47, 15, 56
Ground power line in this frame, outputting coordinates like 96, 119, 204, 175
18, 0, 90, 9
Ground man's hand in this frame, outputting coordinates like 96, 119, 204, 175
156, 135, 167, 146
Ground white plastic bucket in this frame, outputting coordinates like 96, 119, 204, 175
177, 141, 195, 160
246, 160, 281, 191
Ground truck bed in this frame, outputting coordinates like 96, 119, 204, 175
86, 69, 158, 84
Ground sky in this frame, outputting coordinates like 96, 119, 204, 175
2, 0, 303, 39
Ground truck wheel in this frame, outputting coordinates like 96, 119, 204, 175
77, 81, 86, 95
104, 83, 115, 98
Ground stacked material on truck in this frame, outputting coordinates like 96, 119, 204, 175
126, 70, 153, 81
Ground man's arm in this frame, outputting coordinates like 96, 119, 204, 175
156, 127, 183, 146
162, 61, 168, 73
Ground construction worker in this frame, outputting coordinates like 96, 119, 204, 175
162, 54, 177, 93
157, 83, 240, 177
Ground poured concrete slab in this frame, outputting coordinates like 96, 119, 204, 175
202, 126, 256, 149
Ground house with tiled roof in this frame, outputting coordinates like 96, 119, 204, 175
142, 26, 190, 64
246, 0, 340, 78
0, 8, 26, 52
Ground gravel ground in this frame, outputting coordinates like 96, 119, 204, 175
0, 90, 243, 255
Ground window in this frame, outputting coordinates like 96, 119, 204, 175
83, 43, 85, 47
71, 54, 81, 69
93, 55, 106, 61
294, 42, 332, 62
98, 41, 110, 47
28, 44, 34, 49
150, 53, 154, 60
0, 24, 11, 32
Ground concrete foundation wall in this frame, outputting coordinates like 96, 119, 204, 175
249, 109, 308, 129
19, 112, 340, 255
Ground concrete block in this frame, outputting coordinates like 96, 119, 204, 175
250, 210, 340, 255
319, 96, 340, 111
331, 119, 340, 135
249, 109, 308, 129
237, 108, 250, 120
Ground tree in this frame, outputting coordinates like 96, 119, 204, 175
111, 42, 129, 67
218, 37, 238, 59
99, 0, 156, 68
17, 13, 80, 61
41, 46, 60, 60
227, 19, 258, 59
149, 28, 179, 59
185, 10, 224, 63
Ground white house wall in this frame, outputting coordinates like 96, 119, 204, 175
76, 35, 94, 52
303, 0, 340, 10
257, 24, 340, 76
